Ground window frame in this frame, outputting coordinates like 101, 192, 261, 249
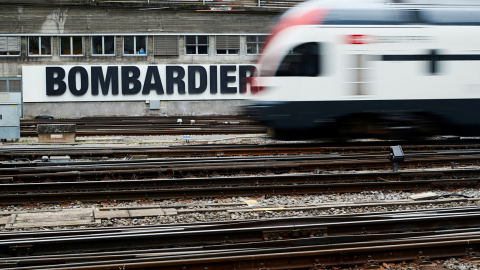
275, 42, 321, 77
59, 36, 84, 57
0, 37, 21, 57
153, 35, 179, 56
246, 35, 267, 55
123, 36, 147, 56
216, 49, 238, 55
185, 35, 209, 55
216, 35, 240, 55
91, 36, 116, 56
0, 78, 22, 93
28, 36, 52, 57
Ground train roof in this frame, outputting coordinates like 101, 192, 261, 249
281, 0, 480, 26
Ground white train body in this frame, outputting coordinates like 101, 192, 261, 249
246, 0, 480, 139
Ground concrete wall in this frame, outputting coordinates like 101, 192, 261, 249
146, 100, 248, 116
24, 102, 146, 118
0, 5, 279, 36
23, 100, 248, 118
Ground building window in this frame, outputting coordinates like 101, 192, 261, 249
0, 79, 21, 92
247, 35, 267, 55
185, 35, 208, 55
216, 36, 239, 55
60, 36, 83, 56
28, 37, 52, 56
91, 36, 115, 55
0, 81, 6, 93
154, 36, 179, 56
0, 37, 20, 56
123, 36, 147, 55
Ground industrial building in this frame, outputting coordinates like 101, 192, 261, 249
0, 0, 284, 118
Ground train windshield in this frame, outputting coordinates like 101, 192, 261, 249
275, 42, 321, 77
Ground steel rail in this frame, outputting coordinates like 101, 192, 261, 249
3, 140, 480, 161
2, 151, 480, 183
2, 205, 477, 239
20, 116, 265, 137
33, 234, 480, 270
2, 209, 480, 255
21, 127, 267, 137
3, 210, 480, 268
0, 169, 479, 204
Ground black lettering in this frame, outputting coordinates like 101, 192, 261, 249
239, 65, 257, 94
121, 66, 141, 95
46, 67, 66, 96
188, 66, 207, 94
210, 65, 217, 94
166, 66, 185, 94
91, 66, 119, 95
68, 66, 88, 96
220, 65, 237, 94
142, 66, 164, 95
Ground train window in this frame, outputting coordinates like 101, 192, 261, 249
323, 8, 406, 25
406, 9, 423, 24
421, 8, 480, 25
275, 42, 320, 77
317, 7, 480, 26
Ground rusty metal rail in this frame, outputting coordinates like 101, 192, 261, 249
2, 207, 480, 269
2, 150, 480, 182
3, 139, 480, 161
0, 169, 479, 204
1, 148, 480, 204
20, 116, 266, 137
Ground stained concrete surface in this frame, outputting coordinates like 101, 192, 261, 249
24, 100, 248, 118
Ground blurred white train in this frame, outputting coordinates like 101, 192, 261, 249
244, 0, 480, 140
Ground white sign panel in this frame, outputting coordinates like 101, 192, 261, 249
22, 64, 257, 102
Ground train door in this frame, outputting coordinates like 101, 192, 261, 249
344, 52, 373, 97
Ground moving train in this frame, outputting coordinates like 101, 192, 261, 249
244, 0, 480, 140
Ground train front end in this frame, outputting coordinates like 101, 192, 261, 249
243, 1, 331, 139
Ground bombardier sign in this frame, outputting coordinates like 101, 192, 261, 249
22, 64, 257, 102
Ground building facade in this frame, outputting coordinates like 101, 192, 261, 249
0, 0, 283, 118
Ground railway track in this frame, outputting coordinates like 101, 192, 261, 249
3, 149, 480, 181
1, 148, 480, 204
0, 169, 477, 204
2, 207, 480, 269
5, 131, 480, 268
20, 116, 266, 137
3, 139, 480, 161
0, 170, 480, 205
